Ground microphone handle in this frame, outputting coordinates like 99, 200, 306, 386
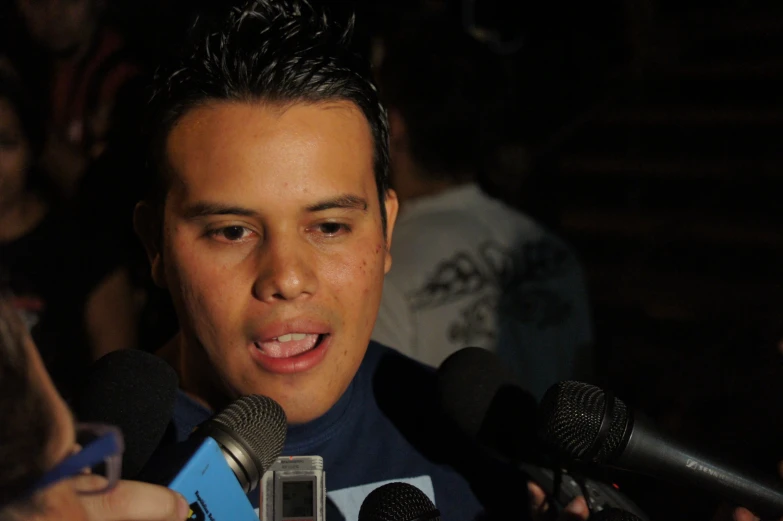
615, 415, 783, 519
519, 463, 649, 520
140, 436, 258, 521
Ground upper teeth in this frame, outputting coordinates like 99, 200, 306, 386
277, 333, 307, 342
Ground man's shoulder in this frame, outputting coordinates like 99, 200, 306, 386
171, 390, 212, 442
358, 341, 435, 418
363, 341, 435, 374
393, 204, 492, 244
362, 342, 443, 445
391, 195, 564, 270
362, 342, 441, 409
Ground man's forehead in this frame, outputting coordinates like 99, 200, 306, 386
167, 100, 372, 159
163, 100, 376, 206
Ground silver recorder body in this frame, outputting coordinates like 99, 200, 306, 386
261, 456, 325, 521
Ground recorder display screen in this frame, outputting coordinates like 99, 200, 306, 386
282, 480, 314, 518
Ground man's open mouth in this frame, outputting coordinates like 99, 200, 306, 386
253, 333, 328, 359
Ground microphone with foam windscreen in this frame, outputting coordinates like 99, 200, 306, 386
436, 347, 648, 519
73, 349, 180, 478
436, 346, 540, 465
539, 381, 783, 519
358, 482, 441, 521
138, 394, 287, 520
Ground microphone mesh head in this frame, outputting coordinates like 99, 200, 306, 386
538, 381, 629, 462
592, 508, 643, 521
358, 482, 440, 521
209, 394, 287, 474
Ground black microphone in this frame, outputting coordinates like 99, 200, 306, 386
591, 508, 643, 521
436, 346, 541, 465
139, 394, 287, 520
436, 348, 648, 519
73, 349, 179, 478
539, 381, 783, 519
358, 482, 441, 521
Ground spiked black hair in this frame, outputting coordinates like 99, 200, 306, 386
147, 0, 390, 231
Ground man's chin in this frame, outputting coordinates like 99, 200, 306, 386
252, 387, 337, 426
284, 405, 333, 425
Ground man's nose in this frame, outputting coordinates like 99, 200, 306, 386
252, 235, 317, 302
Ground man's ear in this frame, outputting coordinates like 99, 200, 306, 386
133, 201, 167, 288
383, 189, 399, 275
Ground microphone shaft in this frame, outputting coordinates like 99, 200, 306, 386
616, 415, 783, 518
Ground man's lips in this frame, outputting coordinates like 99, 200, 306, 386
249, 334, 331, 374
254, 333, 323, 359
251, 318, 331, 360
254, 319, 330, 343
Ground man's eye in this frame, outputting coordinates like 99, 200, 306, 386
317, 223, 349, 236
208, 226, 253, 242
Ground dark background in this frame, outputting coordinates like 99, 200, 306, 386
3, 0, 783, 519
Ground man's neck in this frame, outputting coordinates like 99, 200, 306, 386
158, 333, 231, 413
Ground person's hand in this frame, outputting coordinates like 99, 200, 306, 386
528, 481, 590, 520
732, 507, 764, 521
75, 477, 190, 521
729, 461, 783, 521
727, 506, 783, 521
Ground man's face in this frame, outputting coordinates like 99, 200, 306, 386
155, 101, 397, 424
17, 0, 97, 56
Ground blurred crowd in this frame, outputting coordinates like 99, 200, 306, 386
1, 1, 781, 520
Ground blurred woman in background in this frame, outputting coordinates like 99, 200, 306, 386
0, 64, 137, 399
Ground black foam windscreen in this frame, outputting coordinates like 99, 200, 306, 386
73, 349, 179, 478
538, 381, 629, 463
591, 508, 643, 521
358, 482, 440, 521
435, 346, 540, 464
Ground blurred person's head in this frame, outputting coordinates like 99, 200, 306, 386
135, 0, 398, 424
0, 69, 46, 218
0, 296, 90, 520
16, 0, 101, 58
377, 17, 509, 204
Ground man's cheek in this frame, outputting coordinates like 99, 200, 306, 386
172, 241, 231, 289
326, 254, 378, 297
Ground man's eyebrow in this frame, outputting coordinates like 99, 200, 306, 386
182, 202, 259, 219
305, 194, 368, 213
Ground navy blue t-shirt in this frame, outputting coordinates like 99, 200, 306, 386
171, 342, 528, 521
